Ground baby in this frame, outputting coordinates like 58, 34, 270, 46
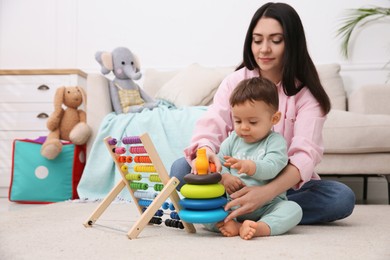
212, 77, 302, 240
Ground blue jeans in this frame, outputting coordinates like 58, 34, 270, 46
170, 157, 356, 225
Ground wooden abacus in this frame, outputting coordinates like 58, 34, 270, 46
83, 133, 196, 239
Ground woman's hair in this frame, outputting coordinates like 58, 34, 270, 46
230, 77, 279, 113
237, 2, 331, 114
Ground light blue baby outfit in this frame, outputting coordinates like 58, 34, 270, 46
206, 131, 302, 236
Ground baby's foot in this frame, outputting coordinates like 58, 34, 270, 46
216, 220, 241, 237
239, 220, 267, 240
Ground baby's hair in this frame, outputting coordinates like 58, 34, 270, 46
230, 77, 279, 112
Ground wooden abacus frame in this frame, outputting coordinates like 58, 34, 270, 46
83, 133, 196, 239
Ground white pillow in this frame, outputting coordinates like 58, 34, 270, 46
316, 63, 346, 111
155, 63, 228, 107
143, 69, 179, 98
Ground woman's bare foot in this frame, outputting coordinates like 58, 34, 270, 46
216, 220, 242, 237
239, 220, 270, 240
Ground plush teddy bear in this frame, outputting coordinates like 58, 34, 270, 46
95, 46, 158, 114
41, 86, 92, 160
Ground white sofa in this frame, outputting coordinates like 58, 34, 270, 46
86, 63, 390, 203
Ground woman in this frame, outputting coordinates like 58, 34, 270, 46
170, 2, 355, 225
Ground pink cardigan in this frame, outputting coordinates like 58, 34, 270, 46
184, 67, 325, 189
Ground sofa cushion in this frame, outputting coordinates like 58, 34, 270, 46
323, 110, 390, 153
143, 69, 179, 98
154, 63, 233, 107
316, 153, 390, 174
349, 84, 390, 114
316, 64, 347, 111
145, 63, 346, 109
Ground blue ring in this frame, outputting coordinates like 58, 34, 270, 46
180, 197, 227, 210
179, 208, 228, 223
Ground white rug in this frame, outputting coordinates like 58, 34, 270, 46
0, 202, 389, 260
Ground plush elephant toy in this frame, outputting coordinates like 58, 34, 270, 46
95, 47, 158, 114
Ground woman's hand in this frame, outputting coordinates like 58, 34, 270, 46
223, 164, 301, 223
223, 185, 273, 223
191, 147, 222, 174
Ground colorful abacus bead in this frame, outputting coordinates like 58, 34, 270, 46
134, 156, 152, 164
130, 182, 149, 190
138, 199, 153, 207
125, 173, 142, 181
114, 147, 126, 154
149, 217, 162, 225
121, 165, 129, 173
165, 219, 184, 229
154, 183, 164, 191
134, 190, 158, 199
143, 207, 164, 217
149, 174, 161, 182
161, 202, 169, 210
134, 165, 156, 173
107, 138, 117, 145
129, 146, 147, 154
170, 211, 180, 220
122, 136, 141, 144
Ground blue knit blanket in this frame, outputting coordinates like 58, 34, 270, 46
77, 101, 206, 201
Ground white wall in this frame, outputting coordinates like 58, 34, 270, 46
0, 0, 389, 93
1, 0, 389, 74
0, 0, 389, 202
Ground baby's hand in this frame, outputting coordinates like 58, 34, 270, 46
221, 174, 245, 195
223, 156, 238, 168
224, 156, 256, 176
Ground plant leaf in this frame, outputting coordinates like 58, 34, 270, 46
336, 7, 390, 58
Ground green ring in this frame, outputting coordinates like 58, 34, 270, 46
180, 183, 225, 199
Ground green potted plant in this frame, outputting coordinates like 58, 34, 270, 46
337, 5, 390, 59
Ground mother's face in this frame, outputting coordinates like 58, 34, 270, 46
251, 17, 285, 83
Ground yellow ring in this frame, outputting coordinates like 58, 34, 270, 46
180, 183, 225, 199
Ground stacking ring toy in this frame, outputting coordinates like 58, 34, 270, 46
184, 172, 222, 184
179, 197, 227, 210
180, 183, 225, 199
179, 208, 228, 223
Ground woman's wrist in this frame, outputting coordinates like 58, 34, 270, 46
258, 182, 276, 202
200, 146, 214, 155
264, 164, 301, 198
